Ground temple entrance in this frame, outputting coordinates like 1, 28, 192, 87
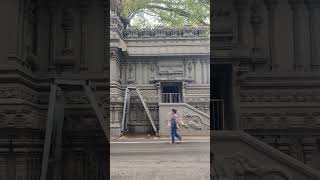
211, 64, 233, 130
161, 82, 183, 103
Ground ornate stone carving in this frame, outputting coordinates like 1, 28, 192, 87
216, 154, 290, 180
124, 26, 209, 39
0, 107, 44, 129
241, 111, 320, 129
181, 110, 209, 130
24, 0, 39, 70
158, 63, 184, 78
55, 8, 76, 71
0, 87, 38, 103
240, 90, 320, 103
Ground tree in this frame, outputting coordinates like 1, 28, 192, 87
120, 0, 210, 28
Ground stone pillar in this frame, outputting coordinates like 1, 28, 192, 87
188, 61, 193, 79
134, 62, 138, 83
232, 64, 241, 130
80, 1, 88, 71
194, 60, 202, 84
201, 60, 205, 84
156, 82, 161, 103
183, 58, 187, 78
123, 63, 127, 83
250, 1, 269, 72
290, 0, 311, 71
48, 2, 57, 72
207, 59, 210, 84
203, 59, 208, 84
110, 50, 119, 83
138, 61, 143, 84
114, 108, 119, 125
308, 1, 320, 71
234, 0, 252, 49
193, 60, 197, 83
143, 61, 147, 84
7, 0, 25, 64
265, 0, 279, 71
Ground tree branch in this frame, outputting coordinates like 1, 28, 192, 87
147, 5, 191, 18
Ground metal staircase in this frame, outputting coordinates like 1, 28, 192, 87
121, 86, 158, 135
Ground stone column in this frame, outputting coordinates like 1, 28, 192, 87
207, 59, 210, 84
204, 60, 208, 84
138, 61, 143, 84
183, 58, 187, 78
308, 0, 320, 71
231, 64, 241, 130
80, 1, 88, 71
110, 50, 119, 83
121, 63, 126, 84
143, 61, 147, 84
234, 0, 251, 49
114, 108, 119, 125
188, 61, 193, 79
48, 2, 57, 72
196, 60, 202, 84
192, 60, 201, 84
290, 0, 311, 71
265, 0, 281, 71
134, 62, 138, 83
193, 60, 197, 83
201, 60, 205, 84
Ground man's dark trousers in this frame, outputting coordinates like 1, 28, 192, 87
171, 119, 181, 144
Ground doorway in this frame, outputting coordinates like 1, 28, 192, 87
211, 64, 233, 130
161, 82, 183, 103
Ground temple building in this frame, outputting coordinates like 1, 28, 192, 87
110, 3, 210, 137
0, 0, 108, 179
212, 0, 320, 179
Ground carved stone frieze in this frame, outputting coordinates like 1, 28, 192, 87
185, 89, 210, 94
0, 107, 44, 129
158, 63, 184, 77
241, 111, 320, 129
185, 96, 210, 102
124, 26, 209, 39
180, 110, 209, 130
215, 153, 290, 180
240, 90, 320, 103
0, 87, 38, 103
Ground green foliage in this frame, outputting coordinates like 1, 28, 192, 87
120, 0, 209, 28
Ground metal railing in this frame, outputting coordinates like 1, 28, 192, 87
211, 99, 224, 130
162, 93, 181, 103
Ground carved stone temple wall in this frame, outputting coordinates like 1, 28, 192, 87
213, 0, 320, 173
110, 11, 210, 136
0, 0, 108, 179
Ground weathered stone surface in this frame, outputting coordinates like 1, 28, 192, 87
213, 0, 320, 175
110, 7, 210, 136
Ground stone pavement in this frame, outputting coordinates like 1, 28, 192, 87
110, 136, 210, 180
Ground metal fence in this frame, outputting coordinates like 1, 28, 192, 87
162, 93, 181, 103
211, 99, 224, 130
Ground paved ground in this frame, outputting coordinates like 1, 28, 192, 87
110, 136, 210, 180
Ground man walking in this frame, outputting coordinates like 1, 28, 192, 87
168, 108, 183, 144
